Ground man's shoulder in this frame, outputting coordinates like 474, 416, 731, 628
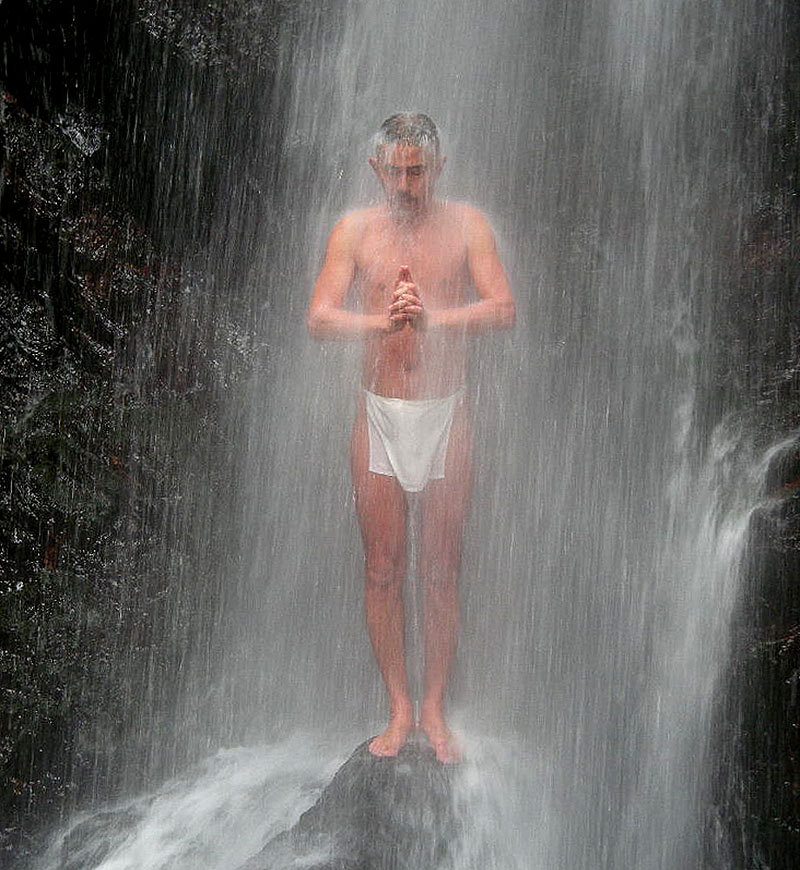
334, 205, 383, 234
443, 200, 491, 228
325, 207, 380, 254
441, 202, 495, 245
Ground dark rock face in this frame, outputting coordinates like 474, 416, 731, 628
241, 739, 458, 870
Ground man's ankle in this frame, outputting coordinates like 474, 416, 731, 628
388, 698, 413, 718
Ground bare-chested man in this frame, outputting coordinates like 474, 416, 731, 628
308, 114, 514, 763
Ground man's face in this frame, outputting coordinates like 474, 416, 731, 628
369, 143, 443, 216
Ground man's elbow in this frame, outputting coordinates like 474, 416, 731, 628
307, 308, 327, 340
498, 299, 516, 330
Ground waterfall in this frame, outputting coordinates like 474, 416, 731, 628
32, 1, 791, 868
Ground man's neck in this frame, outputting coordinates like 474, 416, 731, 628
388, 200, 439, 228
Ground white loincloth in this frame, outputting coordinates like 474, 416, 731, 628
364, 389, 464, 492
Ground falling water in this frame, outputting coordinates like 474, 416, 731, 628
31, 0, 792, 868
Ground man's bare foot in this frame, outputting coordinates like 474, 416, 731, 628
369, 706, 414, 757
419, 707, 462, 764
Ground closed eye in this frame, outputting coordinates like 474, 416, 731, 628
386, 165, 427, 178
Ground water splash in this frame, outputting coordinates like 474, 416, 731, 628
34, 737, 342, 870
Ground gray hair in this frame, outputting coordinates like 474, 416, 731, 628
373, 113, 440, 156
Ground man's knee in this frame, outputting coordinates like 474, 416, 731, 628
364, 546, 404, 592
420, 543, 461, 591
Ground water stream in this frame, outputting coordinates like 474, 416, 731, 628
33, 0, 791, 867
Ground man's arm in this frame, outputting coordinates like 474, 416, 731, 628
428, 207, 515, 334
307, 214, 389, 340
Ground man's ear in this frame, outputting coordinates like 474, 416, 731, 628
368, 156, 380, 176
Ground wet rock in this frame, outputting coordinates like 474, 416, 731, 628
136, 0, 283, 71
241, 739, 458, 870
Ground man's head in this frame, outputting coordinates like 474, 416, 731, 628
369, 113, 445, 218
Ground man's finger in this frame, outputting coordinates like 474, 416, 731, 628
390, 295, 421, 309
398, 265, 412, 283
391, 290, 417, 301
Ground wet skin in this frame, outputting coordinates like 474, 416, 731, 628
308, 143, 514, 762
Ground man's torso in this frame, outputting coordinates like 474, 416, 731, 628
351, 202, 473, 399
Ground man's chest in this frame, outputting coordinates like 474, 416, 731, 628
354, 223, 469, 306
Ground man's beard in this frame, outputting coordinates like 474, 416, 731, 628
391, 193, 420, 212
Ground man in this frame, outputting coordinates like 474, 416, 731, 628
308, 114, 514, 763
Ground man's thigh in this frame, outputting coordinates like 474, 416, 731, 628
421, 402, 473, 556
351, 403, 407, 556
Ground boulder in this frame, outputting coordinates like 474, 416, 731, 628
240, 738, 458, 870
